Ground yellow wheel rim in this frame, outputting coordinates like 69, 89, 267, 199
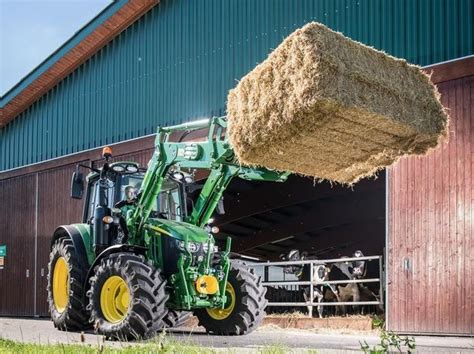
206, 282, 236, 320
53, 257, 69, 313
100, 275, 131, 323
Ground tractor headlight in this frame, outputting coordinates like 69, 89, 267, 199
176, 240, 200, 253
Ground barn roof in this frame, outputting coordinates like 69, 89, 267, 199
0, 0, 158, 128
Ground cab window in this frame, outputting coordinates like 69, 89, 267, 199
87, 179, 114, 222
87, 182, 97, 222
116, 174, 185, 221
157, 180, 184, 221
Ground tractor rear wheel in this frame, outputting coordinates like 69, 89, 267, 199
87, 253, 168, 340
194, 261, 267, 335
47, 237, 90, 330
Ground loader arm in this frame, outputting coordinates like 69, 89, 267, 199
128, 117, 289, 234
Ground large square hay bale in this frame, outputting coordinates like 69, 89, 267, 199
227, 22, 448, 184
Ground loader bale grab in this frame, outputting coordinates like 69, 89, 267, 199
227, 22, 448, 184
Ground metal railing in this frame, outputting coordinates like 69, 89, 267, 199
248, 255, 384, 317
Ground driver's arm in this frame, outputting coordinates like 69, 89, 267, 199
114, 200, 127, 209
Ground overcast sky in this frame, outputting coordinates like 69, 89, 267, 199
1, 0, 112, 96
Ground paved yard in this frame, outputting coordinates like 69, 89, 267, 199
0, 317, 472, 352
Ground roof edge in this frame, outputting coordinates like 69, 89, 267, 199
0, 0, 159, 127
425, 55, 474, 84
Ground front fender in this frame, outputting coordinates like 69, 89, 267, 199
84, 244, 148, 285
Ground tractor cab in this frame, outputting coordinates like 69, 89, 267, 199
70, 148, 192, 255
82, 164, 188, 224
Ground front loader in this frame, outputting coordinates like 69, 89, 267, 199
47, 117, 289, 339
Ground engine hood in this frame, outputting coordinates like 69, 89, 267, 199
144, 218, 210, 243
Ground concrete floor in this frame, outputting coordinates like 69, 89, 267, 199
0, 318, 473, 352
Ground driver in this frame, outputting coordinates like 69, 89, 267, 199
113, 185, 137, 244
124, 185, 137, 202
115, 185, 137, 215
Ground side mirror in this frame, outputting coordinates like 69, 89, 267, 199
71, 168, 84, 199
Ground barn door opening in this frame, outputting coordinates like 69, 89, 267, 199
211, 173, 386, 318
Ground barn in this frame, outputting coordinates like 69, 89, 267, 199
0, 0, 473, 336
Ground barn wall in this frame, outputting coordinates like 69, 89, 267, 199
388, 70, 473, 334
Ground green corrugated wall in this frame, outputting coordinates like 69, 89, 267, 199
1, 0, 473, 171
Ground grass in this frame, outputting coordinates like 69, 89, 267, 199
0, 337, 295, 354
0, 337, 213, 354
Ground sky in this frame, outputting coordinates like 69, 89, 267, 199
0, 0, 112, 96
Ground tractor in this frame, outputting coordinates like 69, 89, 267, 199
47, 117, 289, 339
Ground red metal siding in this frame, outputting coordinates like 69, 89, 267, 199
0, 174, 36, 316
388, 75, 473, 335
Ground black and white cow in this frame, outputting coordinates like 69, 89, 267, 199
282, 249, 376, 317
282, 250, 331, 318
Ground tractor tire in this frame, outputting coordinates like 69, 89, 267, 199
194, 260, 267, 335
163, 310, 191, 329
47, 237, 90, 331
87, 253, 168, 340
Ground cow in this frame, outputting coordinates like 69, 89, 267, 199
325, 250, 366, 316
282, 250, 331, 318
281, 249, 375, 317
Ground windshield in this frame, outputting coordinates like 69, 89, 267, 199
118, 173, 185, 221
119, 174, 143, 201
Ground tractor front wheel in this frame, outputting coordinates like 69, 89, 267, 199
47, 237, 90, 330
162, 310, 191, 329
194, 261, 267, 335
87, 253, 168, 340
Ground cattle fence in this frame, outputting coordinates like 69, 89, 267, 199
247, 255, 384, 317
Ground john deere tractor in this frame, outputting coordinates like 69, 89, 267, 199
47, 117, 289, 339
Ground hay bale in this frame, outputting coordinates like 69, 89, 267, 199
227, 22, 448, 184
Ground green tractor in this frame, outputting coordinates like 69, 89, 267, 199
47, 117, 289, 339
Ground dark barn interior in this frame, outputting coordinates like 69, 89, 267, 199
213, 174, 386, 261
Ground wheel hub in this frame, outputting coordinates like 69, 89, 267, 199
100, 275, 131, 323
52, 257, 69, 313
206, 282, 236, 320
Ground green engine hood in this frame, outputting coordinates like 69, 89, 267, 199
144, 218, 210, 243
